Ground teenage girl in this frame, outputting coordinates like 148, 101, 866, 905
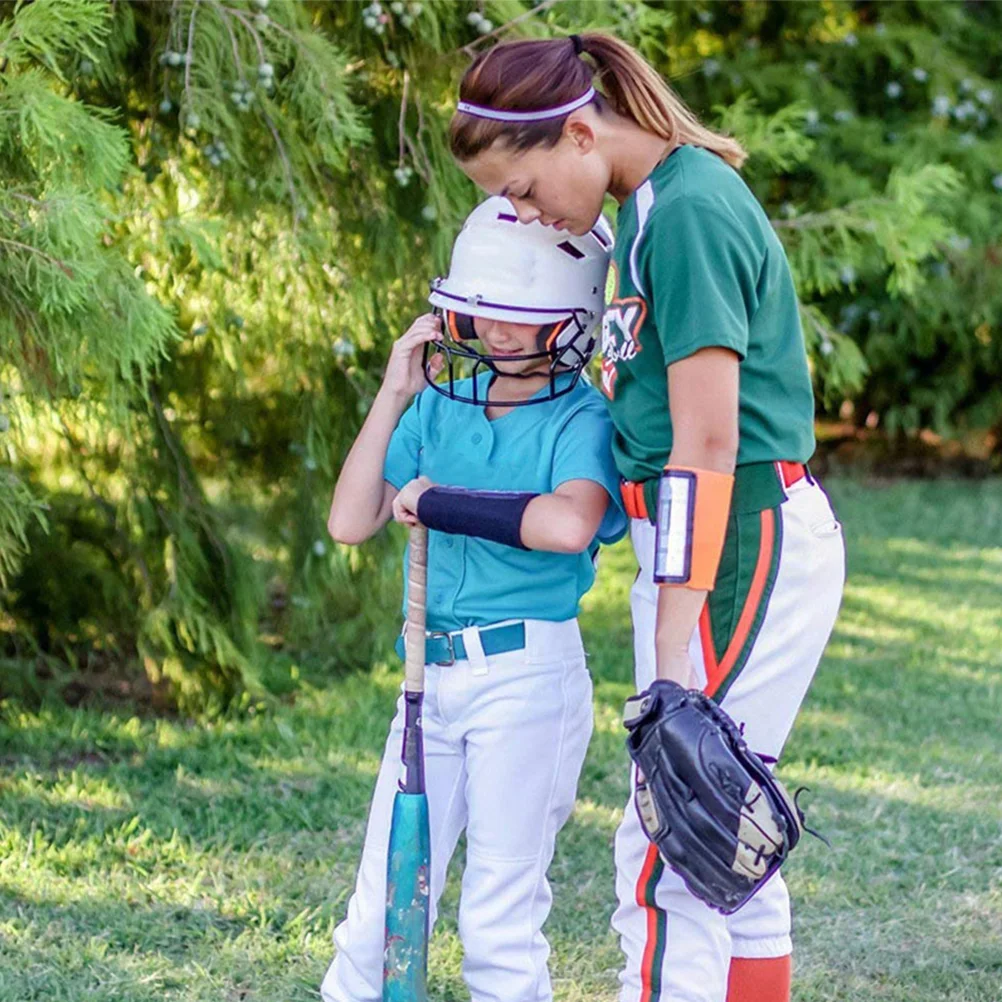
448, 33, 845, 1002
320, 195, 626, 1002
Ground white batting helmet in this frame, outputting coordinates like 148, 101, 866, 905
425, 196, 613, 405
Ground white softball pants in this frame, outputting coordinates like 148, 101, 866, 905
320, 617, 593, 1002
612, 476, 846, 1002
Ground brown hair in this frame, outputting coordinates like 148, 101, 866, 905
450, 33, 747, 169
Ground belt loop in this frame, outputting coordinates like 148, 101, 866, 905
621, 479, 648, 521
461, 625, 489, 676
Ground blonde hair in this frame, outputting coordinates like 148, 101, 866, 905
450, 33, 747, 170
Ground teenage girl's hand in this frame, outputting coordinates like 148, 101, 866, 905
393, 476, 434, 527
382, 314, 445, 400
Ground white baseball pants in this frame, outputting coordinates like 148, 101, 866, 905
321, 617, 593, 1002
612, 475, 846, 1002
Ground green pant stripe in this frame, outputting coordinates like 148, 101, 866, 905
713, 505, 784, 703
645, 854, 666, 1000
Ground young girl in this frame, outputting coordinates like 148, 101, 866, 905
320, 196, 625, 1002
448, 33, 846, 1002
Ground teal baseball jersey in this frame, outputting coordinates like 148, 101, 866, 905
384, 370, 627, 633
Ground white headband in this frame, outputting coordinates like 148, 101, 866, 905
456, 87, 596, 123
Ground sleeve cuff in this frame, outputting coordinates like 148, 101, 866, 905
553, 475, 629, 545
662, 335, 747, 367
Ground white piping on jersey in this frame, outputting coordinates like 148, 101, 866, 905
628, 180, 656, 299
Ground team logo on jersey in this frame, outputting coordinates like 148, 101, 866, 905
600, 261, 648, 399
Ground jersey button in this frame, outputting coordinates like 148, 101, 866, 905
472, 432, 483, 444
445, 538, 454, 548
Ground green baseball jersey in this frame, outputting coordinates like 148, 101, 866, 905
600, 144, 816, 485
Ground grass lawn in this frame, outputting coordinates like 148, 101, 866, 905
1, 478, 1001, 1001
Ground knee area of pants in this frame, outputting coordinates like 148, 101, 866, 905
457, 908, 492, 948
456, 907, 536, 964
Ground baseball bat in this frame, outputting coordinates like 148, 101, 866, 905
382, 524, 431, 1002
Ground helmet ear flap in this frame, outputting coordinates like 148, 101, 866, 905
445, 310, 478, 341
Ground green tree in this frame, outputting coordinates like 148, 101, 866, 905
1, 0, 996, 713
664, 0, 1002, 436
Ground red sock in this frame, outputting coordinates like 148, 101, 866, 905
726, 955, 791, 1002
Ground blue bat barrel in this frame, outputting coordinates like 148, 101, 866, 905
383, 790, 430, 1002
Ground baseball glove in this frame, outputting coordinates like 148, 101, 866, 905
623, 679, 820, 915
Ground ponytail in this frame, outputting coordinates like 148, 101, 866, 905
450, 33, 746, 170
580, 34, 746, 168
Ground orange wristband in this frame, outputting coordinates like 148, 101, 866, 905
653, 466, 734, 590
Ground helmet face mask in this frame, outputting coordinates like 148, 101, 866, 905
424, 196, 613, 408
423, 307, 592, 407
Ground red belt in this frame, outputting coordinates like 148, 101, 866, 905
620, 461, 807, 521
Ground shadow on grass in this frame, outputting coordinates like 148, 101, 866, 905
0, 883, 252, 949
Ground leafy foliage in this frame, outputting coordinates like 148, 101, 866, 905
1, 0, 999, 712
671, 0, 1002, 436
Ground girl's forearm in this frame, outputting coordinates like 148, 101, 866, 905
654, 586, 707, 686
653, 428, 738, 684
328, 387, 409, 543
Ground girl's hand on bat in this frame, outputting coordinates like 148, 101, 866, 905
393, 476, 434, 526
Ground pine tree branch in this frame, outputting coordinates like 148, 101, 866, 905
211, 1, 242, 70
221, 4, 266, 61
148, 384, 235, 582
0, 237, 74, 278
184, 0, 200, 102
224, 3, 297, 47
801, 302, 835, 346
772, 207, 878, 233
391, 68, 430, 184
414, 95, 432, 178
263, 108, 300, 232
57, 413, 154, 602
397, 69, 409, 169
402, 93, 432, 185
149, 386, 199, 507
213, 2, 297, 225
458, 0, 559, 56
169, 0, 184, 58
